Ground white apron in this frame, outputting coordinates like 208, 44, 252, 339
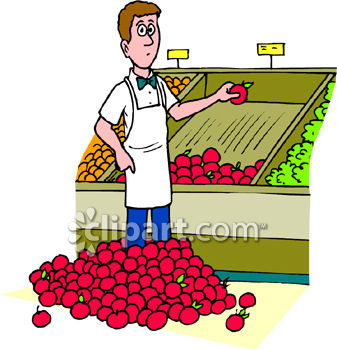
123, 76, 172, 208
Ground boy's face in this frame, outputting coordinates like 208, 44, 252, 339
122, 14, 160, 69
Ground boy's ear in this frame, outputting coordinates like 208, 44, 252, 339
121, 40, 130, 57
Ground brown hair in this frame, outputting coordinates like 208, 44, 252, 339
118, 1, 161, 42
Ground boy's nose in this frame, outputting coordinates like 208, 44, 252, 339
144, 34, 154, 47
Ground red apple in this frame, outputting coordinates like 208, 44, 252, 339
177, 176, 192, 184
239, 176, 252, 185
177, 167, 192, 178
202, 148, 220, 164
191, 155, 202, 166
255, 159, 264, 170
244, 166, 257, 178
232, 170, 244, 184
116, 174, 125, 183
217, 176, 234, 184
230, 82, 253, 104
32, 306, 51, 328
170, 172, 177, 183
210, 171, 222, 183
175, 150, 191, 168
107, 311, 129, 329
70, 302, 90, 320
146, 311, 168, 330
203, 162, 219, 174
193, 175, 211, 184
191, 165, 204, 179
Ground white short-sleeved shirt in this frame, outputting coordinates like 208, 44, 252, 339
99, 69, 178, 138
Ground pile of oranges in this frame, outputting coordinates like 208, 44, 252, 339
164, 76, 191, 96
76, 117, 125, 182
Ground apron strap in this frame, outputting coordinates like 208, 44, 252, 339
124, 77, 137, 110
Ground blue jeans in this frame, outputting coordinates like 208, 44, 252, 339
126, 205, 171, 248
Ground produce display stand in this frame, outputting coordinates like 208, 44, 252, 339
75, 68, 336, 284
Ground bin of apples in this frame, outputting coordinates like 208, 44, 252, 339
116, 148, 264, 185
170, 148, 264, 185
30, 238, 256, 331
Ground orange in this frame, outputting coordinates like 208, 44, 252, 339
182, 77, 191, 85
165, 76, 173, 82
102, 144, 112, 151
77, 162, 87, 174
166, 81, 174, 89
78, 171, 88, 181
102, 150, 113, 159
89, 165, 98, 174
94, 168, 104, 179
101, 162, 110, 171
171, 87, 180, 96
88, 159, 95, 169
178, 84, 186, 92
85, 174, 96, 182
105, 155, 115, 164
94, 150, 102, 159
173, 77, 181, 87
96, 157, 105, 167
85, 153, 94, 162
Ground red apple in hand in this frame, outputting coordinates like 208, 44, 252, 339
32, 306, 51, 328
230, 82, 254, 104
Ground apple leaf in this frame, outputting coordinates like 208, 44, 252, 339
79, 294, 84, 303
236, 162, 241, 170
244, 82, 254, 88
180, 283, 188, 288
195, 304, 202, 310
239, 309, 246, 316
176, 274, 185, 283
184, 149, 191, 155
46, 275, 50, 280
206, 170, 212, 176
201, 162, 204, 167
209, 175, 215, 179
41, 270, 47, 279
242, 314, 249, 319
192, 300, 196, 307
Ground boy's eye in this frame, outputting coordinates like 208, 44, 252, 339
137, 24, 147, 37
147, 24, 155, 36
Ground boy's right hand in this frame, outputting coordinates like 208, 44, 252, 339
116, 149, 135, 173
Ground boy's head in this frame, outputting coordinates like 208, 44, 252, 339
118, 1, 161, 69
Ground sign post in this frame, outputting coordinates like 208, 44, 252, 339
257, 43, 285, 68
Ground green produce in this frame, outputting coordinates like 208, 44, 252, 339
266, 81, 335, 186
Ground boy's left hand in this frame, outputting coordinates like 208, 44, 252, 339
215, 82, 240, 102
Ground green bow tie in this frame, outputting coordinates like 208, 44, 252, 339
136, 75, 156, 90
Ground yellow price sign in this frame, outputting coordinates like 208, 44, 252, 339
257, 43, 285, 68
167, 49, 189, 68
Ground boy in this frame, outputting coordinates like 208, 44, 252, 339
94, 1, 239, 248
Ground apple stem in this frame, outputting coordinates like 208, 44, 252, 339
36, 305, 40, 312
